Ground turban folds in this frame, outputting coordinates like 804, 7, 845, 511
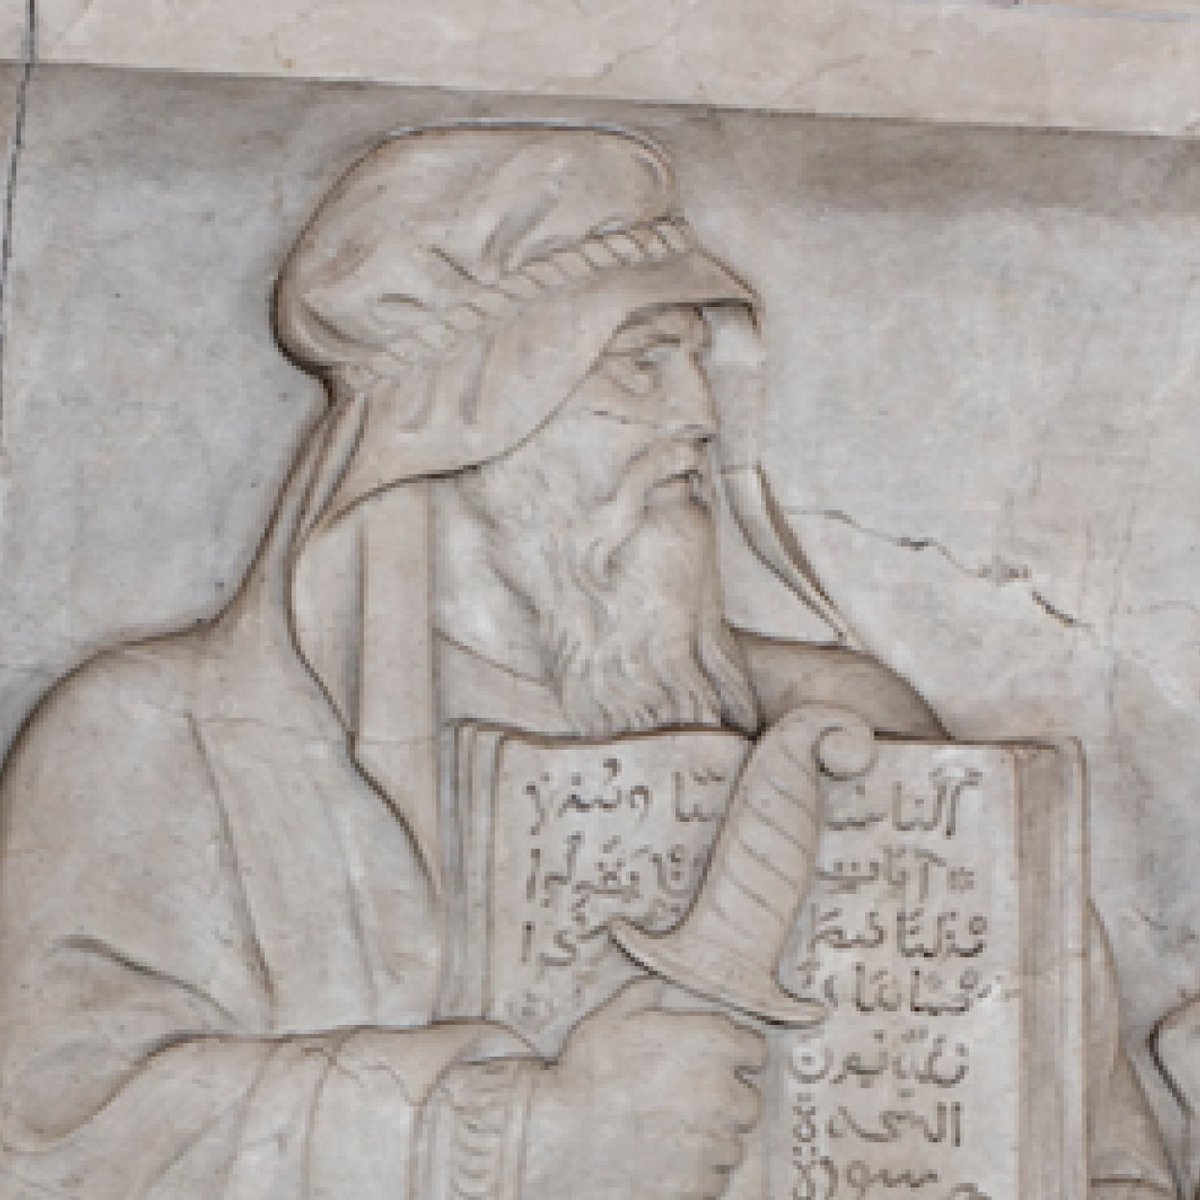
275, 123, 755, 517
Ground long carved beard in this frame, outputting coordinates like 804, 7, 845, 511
466, 445, 759, 738
548, 498, 758, 736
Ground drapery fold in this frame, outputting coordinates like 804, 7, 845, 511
0, 496, 530, 1197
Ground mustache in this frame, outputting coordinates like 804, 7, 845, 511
581, 440, 714, 587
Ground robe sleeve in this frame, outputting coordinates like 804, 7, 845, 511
0, 650, 540, 1200
1087, 912, 1177, 1197
1153, 994, 1199, 1200
2, 1015, 539, 1199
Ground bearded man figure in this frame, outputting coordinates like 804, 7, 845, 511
0, 125, 1176, 1200
441, 303, 760, 741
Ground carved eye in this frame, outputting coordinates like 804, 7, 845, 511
601, 347, 664, 397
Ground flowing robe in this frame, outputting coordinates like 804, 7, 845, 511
0, 608, 541, 1198
0, 415, 538, 1199
0, 414, 1176, 1198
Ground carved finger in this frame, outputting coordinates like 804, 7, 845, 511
695, 1131, 746, 1171
712, 1019, 768, 1071
678, 1166, 738, 1200
719, 1077, 762, 1130
642, 1013, 766, 1074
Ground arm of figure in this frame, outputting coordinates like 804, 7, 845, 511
1154, 995, 1199, 1200
735, 631, 1181, 1197
0, 923, 757, 1200
0, 655, 537, 1200
2, 1012, 538, 1200
1088, 915, 1179, 1199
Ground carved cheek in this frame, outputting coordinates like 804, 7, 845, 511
565, 402, 666, 497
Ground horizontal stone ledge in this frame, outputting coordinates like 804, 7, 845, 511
2, 0, 1200, 140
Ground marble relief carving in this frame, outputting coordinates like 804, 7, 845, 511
0, 123, 1183, 1198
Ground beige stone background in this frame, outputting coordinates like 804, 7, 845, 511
3, 0, 1200, 137
3, 1, 1200, 1193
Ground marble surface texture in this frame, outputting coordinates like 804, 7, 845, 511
0, 7, 24, 64
0, 63, 1197, 1197
0, 0, 1197, 138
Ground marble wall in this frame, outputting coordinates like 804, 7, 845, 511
7, 0, 1200, 136
2, 5, 1199, 1194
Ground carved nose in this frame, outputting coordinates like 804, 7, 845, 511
660, 359, 718, 441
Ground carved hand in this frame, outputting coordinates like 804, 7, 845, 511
523, 978, 766, 1200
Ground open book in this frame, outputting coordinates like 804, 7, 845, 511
438, 722, 1086, 1200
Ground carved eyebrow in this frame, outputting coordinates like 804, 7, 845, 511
606, 312, 706, 354
606, 328, 681, 355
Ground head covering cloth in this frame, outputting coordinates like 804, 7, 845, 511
274, 123, 856, 891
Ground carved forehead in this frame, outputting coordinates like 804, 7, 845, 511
604, 302, 761, 358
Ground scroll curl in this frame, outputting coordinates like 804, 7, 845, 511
611, 705, 876, 1025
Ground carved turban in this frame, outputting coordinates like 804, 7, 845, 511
275, 123, 754, 517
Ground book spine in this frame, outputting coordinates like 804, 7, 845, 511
1017, 739, 1088, 1200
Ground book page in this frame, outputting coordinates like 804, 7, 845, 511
485, 727, 751, 1052
771, 743, 1025, 1200
467, 729, 1081, 1199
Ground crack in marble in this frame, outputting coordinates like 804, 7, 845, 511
582, 7, 688, 85
1102, 278, 1200, 757
0, 0, 35, 453
787, 505, 1102, 632
789, 505, 1031, 583
1031, 589, 1092, 629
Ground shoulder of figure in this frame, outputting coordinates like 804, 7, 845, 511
0, 628, 212, 810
